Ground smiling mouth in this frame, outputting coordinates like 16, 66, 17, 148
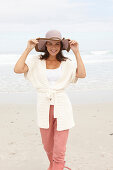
51, 50, 57, 53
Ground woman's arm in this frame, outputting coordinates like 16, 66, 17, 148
73, 50, 86, 78
14, 48, 31, 73
14, 39, 39, 73
69, 39, 86, 78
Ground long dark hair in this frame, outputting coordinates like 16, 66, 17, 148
39, 41, 69, 62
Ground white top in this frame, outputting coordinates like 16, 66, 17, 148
24, 54, 78, 131
46, 65, 62, 104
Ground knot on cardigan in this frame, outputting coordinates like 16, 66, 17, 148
37, 88, 65, 104
46, 89, 55, 100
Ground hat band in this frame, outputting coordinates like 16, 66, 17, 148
36, 37, 62, 41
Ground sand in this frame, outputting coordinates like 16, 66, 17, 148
0, 99, 113, 170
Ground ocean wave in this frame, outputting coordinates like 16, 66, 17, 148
84, 59, 113, 64
90, 50, 112, 55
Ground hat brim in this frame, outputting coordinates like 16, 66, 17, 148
35, 38, 70, 52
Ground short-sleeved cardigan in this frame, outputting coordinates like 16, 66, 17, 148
24, 54, 78, 131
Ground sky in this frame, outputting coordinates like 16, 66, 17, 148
0, 0, 113, 53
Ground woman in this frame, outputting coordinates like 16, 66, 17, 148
14, 30, 86, 170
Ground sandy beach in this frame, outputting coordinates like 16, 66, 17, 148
0, 91, 113, 170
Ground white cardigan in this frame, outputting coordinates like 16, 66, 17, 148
24, 54, 78, 131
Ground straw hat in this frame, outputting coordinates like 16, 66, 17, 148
35, 30, 70, 52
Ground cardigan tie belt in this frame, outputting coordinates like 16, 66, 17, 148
46, 88, 65, 103
37, 88, 65, 118
38, 88, 65, 103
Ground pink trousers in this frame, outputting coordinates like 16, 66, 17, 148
40, 105, 71, 170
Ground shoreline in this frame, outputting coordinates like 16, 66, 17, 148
0, 89, 113, 104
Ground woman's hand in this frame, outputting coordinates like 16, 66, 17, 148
27, 38, 39, 51
69, 39, 79, 55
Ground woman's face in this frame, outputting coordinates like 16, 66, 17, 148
46, 40, 61, 56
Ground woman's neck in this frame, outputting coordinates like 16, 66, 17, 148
47, 55, 57, 61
